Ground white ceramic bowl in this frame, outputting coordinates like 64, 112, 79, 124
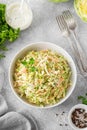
68, 104, 87, 130
9, 42, 77, 108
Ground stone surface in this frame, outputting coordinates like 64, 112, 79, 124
1, 0, 87, 130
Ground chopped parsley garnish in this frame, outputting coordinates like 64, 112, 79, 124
29, 58, 35, 65
30, 66, 36, 72
21, 61, 27, 66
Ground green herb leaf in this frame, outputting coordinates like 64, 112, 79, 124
21, 61, 27, 66
78, 95, 87, 105
0, 4, 6, 22
82, 99, 87, 105
78, 96, 85, 100
0, 45, 8, 51
0, 54, 5, 59
29, 58, 35, 65
21, 58, 35, 66
8, 27, 20, 42
30, 66, 36, 72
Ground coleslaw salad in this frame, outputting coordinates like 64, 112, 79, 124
13, 50, 71, 107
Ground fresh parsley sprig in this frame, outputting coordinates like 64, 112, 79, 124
0, 3, 20, 59
78, 93, 87, 105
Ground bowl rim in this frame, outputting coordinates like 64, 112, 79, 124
9, 41, 77, 109
68, 104, 87, 130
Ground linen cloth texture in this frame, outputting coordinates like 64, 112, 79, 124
0, 95, 38, 130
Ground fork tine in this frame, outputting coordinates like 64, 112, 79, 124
63, 10, 75, 23
63, 10, 72, 19
62, 12, 68, 21
56, 16, 63, 31
62, 10, 76, 26
56, 15, 68, 32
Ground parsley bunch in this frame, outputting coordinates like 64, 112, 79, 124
78, 93, 87, 105
0, 4, 20, 59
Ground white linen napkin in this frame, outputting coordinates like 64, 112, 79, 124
0, 95, 38, 130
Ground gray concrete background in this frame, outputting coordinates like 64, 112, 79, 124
1, 0, 87, 130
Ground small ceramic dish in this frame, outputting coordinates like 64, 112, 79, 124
68, 104, 87, 130
6, 1, 33, 30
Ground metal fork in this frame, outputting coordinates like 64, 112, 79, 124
56, 15, 87, 77
62, 10, 87, 76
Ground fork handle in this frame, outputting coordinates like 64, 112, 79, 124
67, 35, 87, 77
67, 37, 84, 72
72, 30, 87, 72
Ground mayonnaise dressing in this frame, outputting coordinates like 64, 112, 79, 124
6, 1, 33, 30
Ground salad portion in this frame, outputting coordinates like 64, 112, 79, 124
74, 0, 87, 22
13, 50, 71, 107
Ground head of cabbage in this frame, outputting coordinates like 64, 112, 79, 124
74, 0, 87, 22
49, 0, 69, 2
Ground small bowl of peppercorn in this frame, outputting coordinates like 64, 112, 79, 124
68, 104, 87, 130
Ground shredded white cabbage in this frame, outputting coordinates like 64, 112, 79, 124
13, 50, 71, 107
